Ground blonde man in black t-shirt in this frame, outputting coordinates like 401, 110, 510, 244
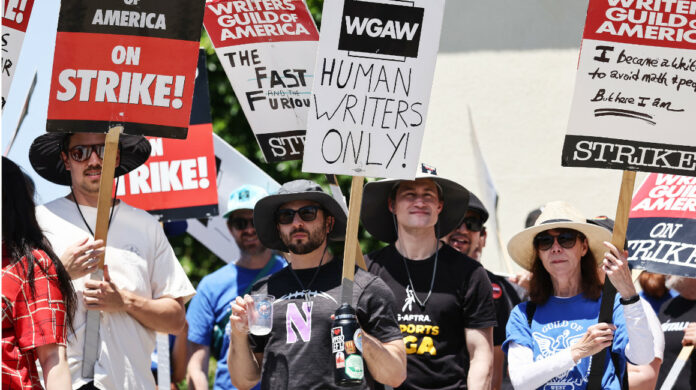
361, 166, 497, 390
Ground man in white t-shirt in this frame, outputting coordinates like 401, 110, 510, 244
29, 132, 196, 390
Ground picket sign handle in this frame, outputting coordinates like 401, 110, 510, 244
94, 126, 123, 271
587, 170, 636, 390
325, 174, 367, 270
340, 176, 365, 304
659, 345, 694, 390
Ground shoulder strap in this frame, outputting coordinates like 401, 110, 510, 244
241, 254, 279, 296
525, 302, 536, 327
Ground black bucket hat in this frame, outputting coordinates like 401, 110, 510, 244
28, 132, 151, 186
253, 179, 347, 252
360, 164, 470, 243
467, 192, 489, 224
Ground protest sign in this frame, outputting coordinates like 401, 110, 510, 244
116, 50, 218, 222
2, 0, 34, 110
46, 0, 205, 139
627, 173, 696, 277
203, 0, 319, 162
562, 0, 696, 175
187, 133, 280, 264
302, 0, 445, 180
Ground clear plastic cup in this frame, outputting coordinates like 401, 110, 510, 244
248, 294, 274, 335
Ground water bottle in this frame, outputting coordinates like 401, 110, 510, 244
331, 303, 364, 386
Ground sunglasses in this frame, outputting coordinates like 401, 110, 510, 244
533, 230, 583, 251
68, 144, 106, 162
228, 217, 254, 230
275, 205, 321, 225
461, 216, 483, 232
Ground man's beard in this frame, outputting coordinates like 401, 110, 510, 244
281, 224, 327, 254
236, 233, 265, 255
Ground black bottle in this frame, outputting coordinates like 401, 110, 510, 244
331, 303, 364, 386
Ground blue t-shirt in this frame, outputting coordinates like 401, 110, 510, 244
187, 255, 286, 390
503, 294, 629, 390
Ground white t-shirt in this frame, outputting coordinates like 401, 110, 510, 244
36, 197, 196, 390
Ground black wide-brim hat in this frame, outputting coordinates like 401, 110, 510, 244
29, 132, 151, 186
253, 179, 347, 252
360, 166, 470, 243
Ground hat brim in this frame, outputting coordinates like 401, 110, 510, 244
253, 192, 347, 252
360, 176, 469, 243
507, 222, 613, 271
29, 132, 151, 186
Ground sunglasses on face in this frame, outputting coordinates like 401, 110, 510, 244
275, 205, 321, 225
68, 144, 106, 162
533, 230, 583, 251
228, 217, 254, 230
461, 216, 484, 232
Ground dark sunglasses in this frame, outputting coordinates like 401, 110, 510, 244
533, 230, 583, 251
275, 205, 321, 225
68, 144, 106, 162
228, 217, 254, 230
461, 216, 484, 232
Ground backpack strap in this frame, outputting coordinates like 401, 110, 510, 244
525, 302, 536, 327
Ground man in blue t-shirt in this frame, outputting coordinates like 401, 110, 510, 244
186, 185, 286, 390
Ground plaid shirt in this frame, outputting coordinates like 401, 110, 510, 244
2, 247, 68, 389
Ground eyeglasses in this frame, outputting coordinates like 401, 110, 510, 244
533, 230, 583, 251
228, 217, 254, 230
68, 144, 106, 162
275, 205, 321, 225
461, 216, 483, 232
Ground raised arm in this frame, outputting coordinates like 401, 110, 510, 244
227, 295, 263, 390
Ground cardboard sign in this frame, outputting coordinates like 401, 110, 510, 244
627, 173, 696, 277
302, 0, 445, 180
116, 50, 218, 222
46, 0, 205, 139
562, 0, 696, 175
203, 0, 319, 162
2, 0, 35, 110
187, 133, 280, 264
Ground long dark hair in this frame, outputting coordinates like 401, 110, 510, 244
529, 232, 602, 304
2, 157, 76, 333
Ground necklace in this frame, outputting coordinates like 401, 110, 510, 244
399, 241, 439, 310
70, 186, 117, 237
288, 244, 328, 302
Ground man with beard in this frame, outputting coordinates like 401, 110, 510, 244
227, 180, 406, 390
361, 167, 496, 390
656, 275, 696, 390
444, 193, 520, 390
29, 132, 195, 390
186, 185, 286, 390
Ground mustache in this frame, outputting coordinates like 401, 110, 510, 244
290, 228, 309, 236
83, 165, 102, 173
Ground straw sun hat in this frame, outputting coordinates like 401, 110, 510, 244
507, 201, 612, 271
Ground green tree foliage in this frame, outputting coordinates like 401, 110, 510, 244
174, 0, 385, 290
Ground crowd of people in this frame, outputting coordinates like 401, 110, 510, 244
2, 131, 695, 390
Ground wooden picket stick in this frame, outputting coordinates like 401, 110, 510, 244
93, 126, 123, 270
340, 176, 365, 305
325, 174, 367, 270
587, 170, 636, 390
659, 345, 694, 390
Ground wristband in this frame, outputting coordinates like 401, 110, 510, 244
619, 294, 640, 305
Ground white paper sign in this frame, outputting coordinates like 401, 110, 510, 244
187, 133, 279, 264
562, 0, 696, 175
302, 0, 445, 179
2, 0, 34, 110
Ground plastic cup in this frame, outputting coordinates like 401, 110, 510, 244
248, 294, 274, 336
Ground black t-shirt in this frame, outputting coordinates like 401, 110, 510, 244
248, 256, 403, 390
487, 271, 522, 346
366, 244, 497, 390
656, 296, 696, 390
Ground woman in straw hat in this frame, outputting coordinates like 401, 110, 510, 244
502, 201, 654, 390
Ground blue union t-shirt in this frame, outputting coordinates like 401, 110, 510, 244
187, 255, 286, 390
503, 294, 629, 390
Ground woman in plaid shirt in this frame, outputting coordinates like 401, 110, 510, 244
2, 157, 77, 389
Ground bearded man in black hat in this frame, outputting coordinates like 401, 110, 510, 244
227, 179, 406, 390
361, 166, 497, 390
29, 132, 195, 390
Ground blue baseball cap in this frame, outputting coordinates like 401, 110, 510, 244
223, 185, 268, 218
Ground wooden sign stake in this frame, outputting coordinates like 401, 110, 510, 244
587, 170, 636, 390
93, 125, 123, 271
659, 345, 694, 390
325, 174, 367, 270
340, 175, 365, 305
